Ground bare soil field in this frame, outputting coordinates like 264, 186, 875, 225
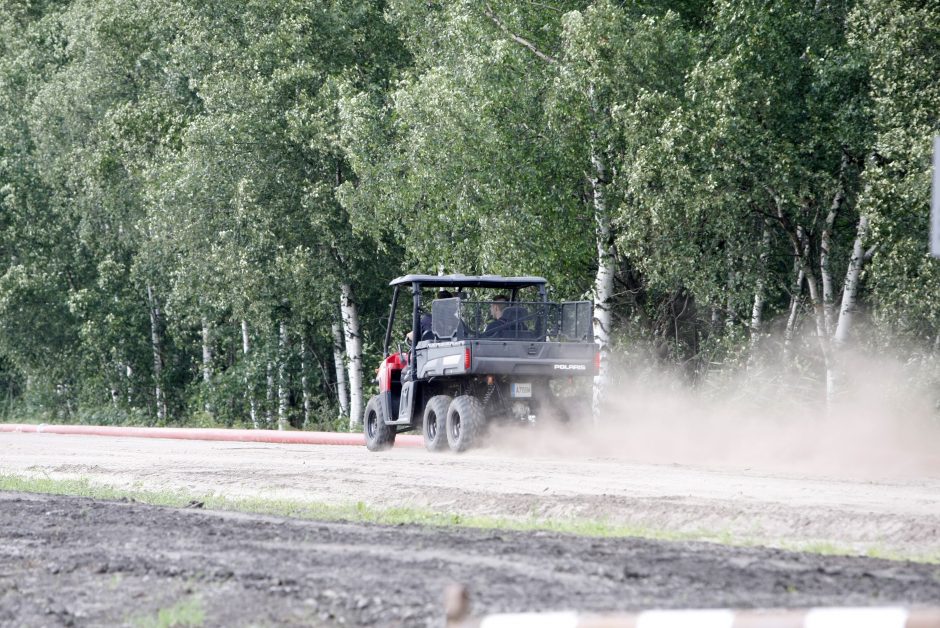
1, 432, 939, 626
2, 491, 939, 627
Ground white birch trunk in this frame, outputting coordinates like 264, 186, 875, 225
201, 317, 212, 414
710, 307, 722, 331
833, 213, 870, 346
726, 253, 737, 333
750, 223, 771, 338
341, 283, 364, 428
820, 195, 843, 337
126, 365, 133, 405
821, 155, 849, 336
776, 200, 835, 399
749, 284, 766, 336
804, 268, 828, 348
590, 148, 614, 424
784, 259, 805, 357
803, 266, 837, 402
110, 366, 120, 408
748, 224, 772, 365
331, 321, 349, 419
241, 319, 259, 429
146, 285, 166, 422
265, 360, 274, 426
300, 334, 311, 429
201, 319, 212, 385
277, 319, 289, 430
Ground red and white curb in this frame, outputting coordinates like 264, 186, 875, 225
449, 608, 940, 628
0, 423, 424, 448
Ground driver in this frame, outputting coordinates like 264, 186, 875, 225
483, 294, 510, 336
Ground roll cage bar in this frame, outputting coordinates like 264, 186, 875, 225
382, 274, 550, 360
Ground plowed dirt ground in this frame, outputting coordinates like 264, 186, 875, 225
1, 432, 939, 626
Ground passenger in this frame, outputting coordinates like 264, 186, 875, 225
406, 290, 453, 343
483, 294, 510, 337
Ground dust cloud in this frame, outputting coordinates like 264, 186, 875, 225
483, 344, 940, 479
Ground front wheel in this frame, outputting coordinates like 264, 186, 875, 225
446, 395, 485, 453
364, 395, 396, 452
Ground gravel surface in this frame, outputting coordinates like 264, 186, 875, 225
2, 433, 939, 558
2, 491, 939, 627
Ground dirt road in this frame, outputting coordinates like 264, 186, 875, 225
2, 432, 940, 626
1, 432, 939, 558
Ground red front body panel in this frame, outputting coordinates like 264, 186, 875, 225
377, 352, 407, 393
376, 352, 408, 425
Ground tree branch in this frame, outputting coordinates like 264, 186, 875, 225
483, 3, 558, 65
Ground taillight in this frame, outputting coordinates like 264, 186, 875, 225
594, 350, 601, 373
464, 347, 471, 370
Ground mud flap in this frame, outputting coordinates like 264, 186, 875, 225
380, 391, 393, 425
396, 380, 416, 424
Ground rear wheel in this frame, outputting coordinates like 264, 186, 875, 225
446, 395, 485, 453
422, 395, 451, 452
364, 395, 396, 452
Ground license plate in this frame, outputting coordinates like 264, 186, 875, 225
510, 383, 532, 398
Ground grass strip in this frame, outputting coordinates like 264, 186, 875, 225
131, 595, 205, 628
0, 472, 935, 565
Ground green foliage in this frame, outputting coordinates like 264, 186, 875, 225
849, 0, 940, 343
0, 0, 938, 424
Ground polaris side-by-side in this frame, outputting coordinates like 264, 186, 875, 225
364, 274, 598, 452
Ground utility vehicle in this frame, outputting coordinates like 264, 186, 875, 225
364, 274, 598, 452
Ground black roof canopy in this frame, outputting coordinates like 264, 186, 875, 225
389, 274, 547, 289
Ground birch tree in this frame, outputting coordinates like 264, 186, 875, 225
339, 2, 594, 297
332, 322, 349, 419
241, 319, 259, 428
338, 284, 363, 427
2, 0, 939, 426
848, 0, 940, 347
551, 2, 698, 404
